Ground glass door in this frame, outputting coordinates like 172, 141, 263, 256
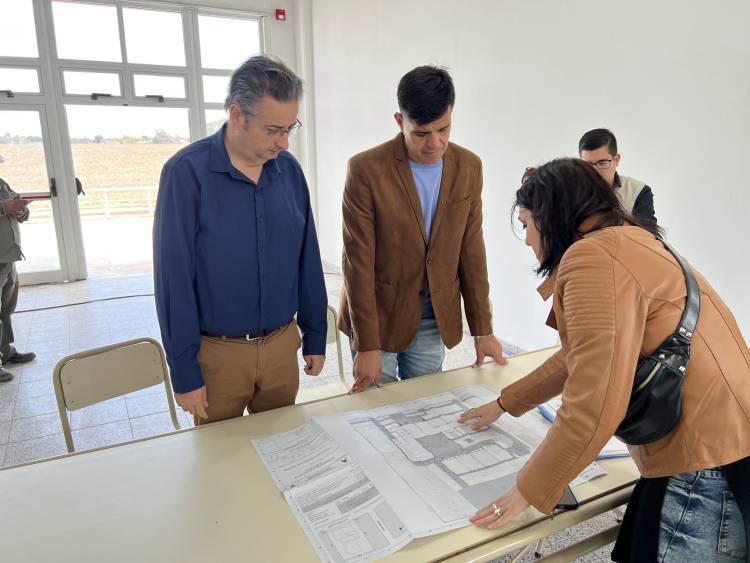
0, 107, 67, 284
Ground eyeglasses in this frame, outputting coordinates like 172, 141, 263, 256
589, 158, 615, 170
243, 111, 302, 139
264, 119, 302, 139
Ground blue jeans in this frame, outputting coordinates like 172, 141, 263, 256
351, 317, 445, 385
658, 469, 748, 562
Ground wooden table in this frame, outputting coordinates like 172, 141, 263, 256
0, 346, 638, 562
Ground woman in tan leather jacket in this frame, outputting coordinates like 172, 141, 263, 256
460, 158, 750, 561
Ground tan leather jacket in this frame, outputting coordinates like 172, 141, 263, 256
501, 225, 750, 513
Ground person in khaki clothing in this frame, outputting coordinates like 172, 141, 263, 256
339, 66, 505, 392
0, 166, 37, 383
460, 159, 749, 561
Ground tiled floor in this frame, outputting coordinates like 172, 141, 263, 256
1, 282, 195, 468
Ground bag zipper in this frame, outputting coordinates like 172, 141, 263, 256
635, 362, 662, 393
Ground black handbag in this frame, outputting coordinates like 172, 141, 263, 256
615, 239, 700, 446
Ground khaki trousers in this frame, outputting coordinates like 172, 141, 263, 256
195, 321, 301, 425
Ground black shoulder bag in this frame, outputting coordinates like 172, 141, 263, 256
615, 239, 700, 446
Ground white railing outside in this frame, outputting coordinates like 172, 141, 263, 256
27, 185, 159, 223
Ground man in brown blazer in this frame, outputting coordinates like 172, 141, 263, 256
339, 65, 505, 393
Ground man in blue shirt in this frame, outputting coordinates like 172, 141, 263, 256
154, 56, 327, 424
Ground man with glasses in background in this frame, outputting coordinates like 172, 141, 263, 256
579, 128, 657, 224
154, 55, 327, 424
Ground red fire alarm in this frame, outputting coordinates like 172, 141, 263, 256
275, 8, 286, 21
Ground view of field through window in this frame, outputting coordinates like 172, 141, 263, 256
1, 1, 254, 279
1, 114, 225, 277
68, 104, 191, 277
0, 110, 229, 277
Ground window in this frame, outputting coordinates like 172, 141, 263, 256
0, 1, 269, 283
0, 67, 40, 94
123, 8, 185, 66
63, 70, 121, 97
65, 105, 190, 275
52, 1, 121, 62
202, 75, 230, 104
205, 109, 226, 135
133, 74, 185, 100
0, 0, 38, 58
48, 3, 263, 132
198, 15, 260, 70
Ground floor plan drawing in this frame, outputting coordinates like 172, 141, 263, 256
254, 385, 552, 562
349, 394, 534, 515
317, 386, 549, 526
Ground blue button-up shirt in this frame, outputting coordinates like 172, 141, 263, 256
153, 126, 327, 393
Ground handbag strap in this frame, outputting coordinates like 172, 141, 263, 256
659, 238, 700, 341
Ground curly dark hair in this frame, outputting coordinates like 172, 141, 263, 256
514, 158, 660, 276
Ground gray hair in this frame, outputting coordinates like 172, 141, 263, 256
224, 55, 303, 115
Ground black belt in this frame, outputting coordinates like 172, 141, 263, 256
200, 323, 286, 341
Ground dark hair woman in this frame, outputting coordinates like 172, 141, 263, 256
459, 158, 750, 561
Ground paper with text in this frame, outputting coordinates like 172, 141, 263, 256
253, 386, 568, 562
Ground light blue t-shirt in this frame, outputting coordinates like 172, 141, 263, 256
409, 159, 443, 318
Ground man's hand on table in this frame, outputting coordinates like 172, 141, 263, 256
350, 349, 382, 393
473, 335, 507, 367
175, 385, 209, 420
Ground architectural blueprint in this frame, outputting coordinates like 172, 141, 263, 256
252, 385, 555, 563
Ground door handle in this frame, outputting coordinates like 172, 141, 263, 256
75, 177, 85, 196
49, 177, 57, 197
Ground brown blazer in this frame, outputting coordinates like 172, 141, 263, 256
338, 134, 493, 352
501, 225, 750, 513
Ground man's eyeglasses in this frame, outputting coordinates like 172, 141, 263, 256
264, 119, 302, 139
243, 112, 303, 139
590, 158, 615, 170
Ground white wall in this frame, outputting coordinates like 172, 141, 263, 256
309, 0, 750, 350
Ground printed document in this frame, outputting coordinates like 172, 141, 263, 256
254, 418, 413, 562
253, 385, 587, 562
